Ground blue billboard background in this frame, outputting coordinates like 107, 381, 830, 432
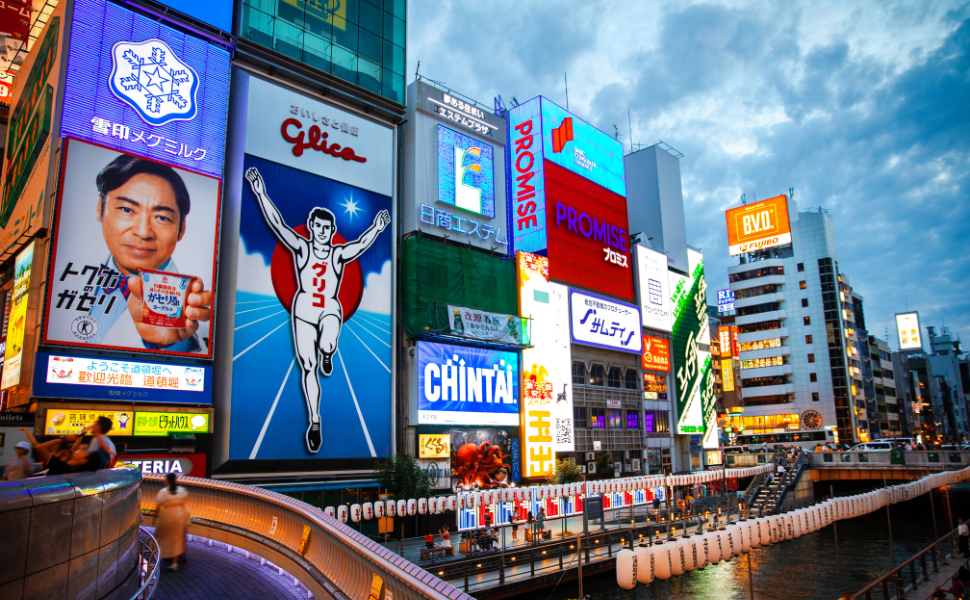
228, 154, 392, 460
417, 341, 519, 425
539, 98, 626, 197
156, 0, 233, 32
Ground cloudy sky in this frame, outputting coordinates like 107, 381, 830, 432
406, 1, 970, 351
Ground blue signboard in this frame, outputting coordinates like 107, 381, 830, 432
155, 0, 233, 33
717, 289, 735, 313
437, 125, 496, 217
60, 0, 230, 178
417, 341, 519, 426
33, 351, 212, 404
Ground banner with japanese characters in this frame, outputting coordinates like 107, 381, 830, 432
517, 251, 573, 472
568, 289, 643, 354
43, 139, 221, 357
59, 0, 230, 179
445, 305, 528, 345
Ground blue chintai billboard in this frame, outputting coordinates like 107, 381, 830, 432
417, 341, 520, 426
225, 74, 395, 460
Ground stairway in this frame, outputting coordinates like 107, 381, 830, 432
750, 453, 809, 515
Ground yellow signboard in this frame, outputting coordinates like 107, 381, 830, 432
418, 434, 450, 458
2, 241, 34, 389
44, 408, 134, 436
134, 412, 210, 437
721, 359, 734, 392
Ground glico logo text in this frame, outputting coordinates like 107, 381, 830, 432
281, 118, 367, 163
512, 120, 538, 233
555, 202, 629, 253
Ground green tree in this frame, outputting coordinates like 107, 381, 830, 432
373, 454, 432, 500
548, 458, 585, 484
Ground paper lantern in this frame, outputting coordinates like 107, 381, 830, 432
374, 501, 384, 519
386, 500, 396, 518
363, 502, 373, 520
325, 506, 336, 518
351, 504, 361, 522
418, 498, 428, 515
338, 505, 348, 523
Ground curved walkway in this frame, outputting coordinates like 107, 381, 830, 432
156, 535, 313, 600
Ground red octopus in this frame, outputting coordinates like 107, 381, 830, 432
453, 441, 511, 489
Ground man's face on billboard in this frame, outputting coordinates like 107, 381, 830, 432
310, 216, 333, 246
97, 174, 185, 276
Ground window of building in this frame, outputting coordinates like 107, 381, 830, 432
607, 367, 622, 388
624, 369, 639, 390
573, 407, 587, 429
626, 411, 640, 429
734, 284, 779, 300
572, 362, 586, 385
589, 365, 605, 386
644, 411, 670, 434
737, 301, 781, 317
739, 338, 783, 352
808, 353, 815, 363
797, 263, 804, 272
801, 298, 809, 308
590, 408, 606, 428
812, 392, 820, 402
804, 316, 811, 326
806, 335, 813, 344
799, 281, 807, 290
728, 265, 784, 283
608, 409, 623, 429
810, 373, 818, 382
738, 320, 782, 334
741, 356, 785, 369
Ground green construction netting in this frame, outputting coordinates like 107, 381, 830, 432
401, 236, 519, 339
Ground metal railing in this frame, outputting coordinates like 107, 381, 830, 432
807, 450, 970, 468
852, 528, 961, 600
129, 526, 162, 600
141, 476, 473, 600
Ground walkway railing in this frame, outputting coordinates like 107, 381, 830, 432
807, 450, 970, 469
129, 526, 161, 600
852, 528, 961, 600
140, 476, 473, 600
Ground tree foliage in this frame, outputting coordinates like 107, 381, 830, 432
374, 454, 432, 500
548, 458, 585, 484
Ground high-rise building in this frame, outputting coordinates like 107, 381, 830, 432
869, 336, 902, 438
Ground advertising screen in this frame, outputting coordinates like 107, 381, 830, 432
60, 0, 230, 179
117, 452, 206, 476
450, 427, 517, 489
670, 249, 715, 438
896, 312, 922, 351
0, 5, 61, 257
721, 358, 734, 392
228, 74, 393, 461
33, 352, 211, 404
417, 341, 519, 426
1, 241, 33, 389
43, 139, 220, 357
518, 251, 573, 453
719, 326, 732, 356
437, 125, 495, 217
44, 408, 134, 436
642, 335, 670, 372
717, 289, 735, 312
569, 289, 642, 354
637, 245, 672, 331
134, 411, 210, 436
725, 195, 792, 256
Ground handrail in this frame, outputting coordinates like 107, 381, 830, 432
852, 527, 960, 599
141, 476, 473, 600
773, 453, 810, 512
129, 526, 162, 600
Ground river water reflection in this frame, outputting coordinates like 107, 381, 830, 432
541, 483, 970, 600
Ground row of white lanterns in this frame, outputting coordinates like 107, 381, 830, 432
616, 465, 970, 588
321, 467, 773, 524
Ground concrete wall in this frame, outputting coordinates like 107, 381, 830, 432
0, 467, 143, 600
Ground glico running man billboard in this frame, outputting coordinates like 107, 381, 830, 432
225, 73, 393, 461
507, 97, 633, 301
669, 248, 716, 448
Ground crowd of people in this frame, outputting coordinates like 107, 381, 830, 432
1, 417, 117, 480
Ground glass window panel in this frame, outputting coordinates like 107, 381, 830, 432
387, 0, 405, 20
303, 32, 333, 72
383, 14, 404, 46
303, 0, 335, 37
381, 69, 404, 103
589, 365, 605, 387
359, 0, 382, 34
382, 40, 404, 75
246, 0, 276, 17
607, 367, 621, 388
241, 4, 275, 46
331, 45, 358, 85
572, 362, 586, 385
332, 22, 358, 55
358, 28, 381, 63
357, 56, 382, 94
274, 20, 305, 61
277, 0, 306, 27
339, 0, 359, 25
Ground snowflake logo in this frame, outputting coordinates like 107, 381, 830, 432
109, 39, 199, 126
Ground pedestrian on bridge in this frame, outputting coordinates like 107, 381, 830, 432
510, 514, 519, 541
935, 566, 970, 598
156, 473, 191, 571
958, 519, 969, 557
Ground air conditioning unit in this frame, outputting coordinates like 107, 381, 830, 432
585, 452, 595, 461
624, 463, 631, 472
588, 462, 597, 474
613, 462, 622, 470
631, 459, 641, 471
578, 465, 587, 474
623, 450, 631, 460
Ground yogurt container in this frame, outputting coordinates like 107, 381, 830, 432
140, 268, 193, 327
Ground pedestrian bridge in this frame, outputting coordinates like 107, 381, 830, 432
139, 476, 473, 600
805, 450, 970, 481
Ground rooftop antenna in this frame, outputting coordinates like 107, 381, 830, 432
564, 72, 569, 111
789, 187, 794, 199
613, 124, 619, 140
741, 193, 746, 206
628, 108, 633, 154
415, 60, 420, 80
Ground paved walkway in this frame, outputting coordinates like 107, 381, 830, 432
156, 536, 312, 600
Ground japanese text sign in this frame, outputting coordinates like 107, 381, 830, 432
44, 408, 134, 436
445, 305, 528, 346
134, 411, 210, 436
569, 289, 642, 354
637, 245, 672, 331
1, 241, 34, 389
896, 312, 922, 351
418, 433, 450, 459
60, 0, 230, 178
642, 335, 670, 372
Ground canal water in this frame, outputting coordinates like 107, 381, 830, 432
541, 483, 970, 600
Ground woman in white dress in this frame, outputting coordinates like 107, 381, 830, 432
155, 473, 191, 571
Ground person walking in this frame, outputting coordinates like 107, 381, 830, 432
155, 473, 191, 571
510, 513, 519, 541
536, 508, 546, 541
439, 527, 451, 549
959, 518, 969, 558
652, 494, 661, 516
2, 441, 34, 480
527, 510, 535, 543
